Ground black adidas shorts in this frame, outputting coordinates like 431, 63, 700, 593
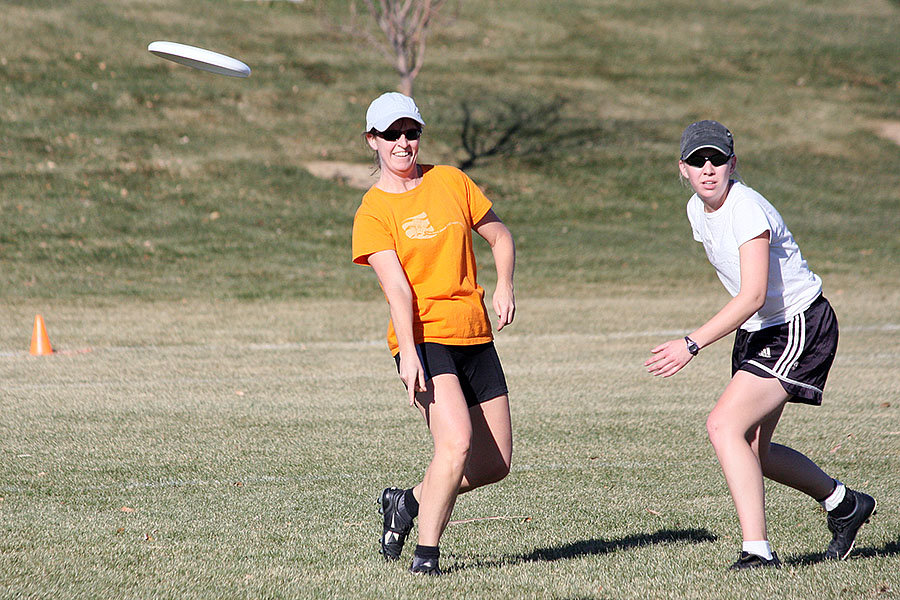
732, 295, 838, 405
394, 342, 508, 407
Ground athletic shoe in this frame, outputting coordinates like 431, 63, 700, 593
729, 551, 781, 570
377, 487, 415, 561
409, 555, 441, 576
825, 489, 877, 560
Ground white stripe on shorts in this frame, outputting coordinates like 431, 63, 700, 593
747, 310, 823, 394
745, 359, 824, 395
772, 310, 805, 377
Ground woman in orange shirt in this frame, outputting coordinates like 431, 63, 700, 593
352, 92, 517, 576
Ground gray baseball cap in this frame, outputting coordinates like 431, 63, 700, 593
365, 92, 425, 132
680, 120, 733, 159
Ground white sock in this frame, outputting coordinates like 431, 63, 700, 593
821, 481, 846, 512
742, 540, 773, 560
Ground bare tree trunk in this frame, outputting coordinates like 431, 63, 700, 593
399, 73, 414, 97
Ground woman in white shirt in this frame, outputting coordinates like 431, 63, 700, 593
645, 120, 876, 570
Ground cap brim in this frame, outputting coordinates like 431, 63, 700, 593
682, 143, 731, 159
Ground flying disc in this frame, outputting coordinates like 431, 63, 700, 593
148, 41, 251, 78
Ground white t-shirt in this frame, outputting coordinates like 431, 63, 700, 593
687, 181, 822, 331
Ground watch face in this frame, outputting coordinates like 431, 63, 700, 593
685, 337, 699, 355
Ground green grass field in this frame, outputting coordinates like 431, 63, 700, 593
2, 293, 899, 599
2, 0, 899, 598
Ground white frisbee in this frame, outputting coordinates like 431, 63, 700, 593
148, 41, 251, 78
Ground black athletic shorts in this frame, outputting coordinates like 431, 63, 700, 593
732, 295, 838, 405
394, 342, 508, 407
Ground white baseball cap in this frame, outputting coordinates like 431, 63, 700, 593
365, 92, 425, 132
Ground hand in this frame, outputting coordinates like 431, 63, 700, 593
398, 352, 427, 406
645, 339, 694, 378
493, 284, 516, 331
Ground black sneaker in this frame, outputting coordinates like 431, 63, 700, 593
729, 551, 781, 570
409, 555, 441, 576
377, 487, 414, 561
825, 489, 877, 560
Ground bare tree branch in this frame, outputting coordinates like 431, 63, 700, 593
346, 0, 449, 96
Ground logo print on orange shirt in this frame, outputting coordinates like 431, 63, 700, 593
402, 212, 463, 240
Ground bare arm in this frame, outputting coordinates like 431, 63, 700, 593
474, 209, 516, 331
367, 249, 426, 405
645, 232, 770, 377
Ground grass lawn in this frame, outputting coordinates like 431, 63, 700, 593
1, 292, 898, 599
2, 0, 899, 598
2, 0, 899, 301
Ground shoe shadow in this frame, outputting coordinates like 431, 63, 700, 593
783, 535, 900, 567
448, 528, 717, 572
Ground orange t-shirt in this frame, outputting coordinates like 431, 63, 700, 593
352, 165, 493, 355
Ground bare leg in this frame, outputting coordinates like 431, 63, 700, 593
413, 374, 472, 547
761, 443, 835, 499
409, 394, 512, 514
460, 394, 512, 492
751, 394, 835, 500
706, 371, 791, 541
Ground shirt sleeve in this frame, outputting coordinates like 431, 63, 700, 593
731, 197, 773, 247
352, 205, 395, 266
462, 171, 493, 226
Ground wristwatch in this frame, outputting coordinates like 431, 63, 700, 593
684, 336, 700, 356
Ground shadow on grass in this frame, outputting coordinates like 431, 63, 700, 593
456, 95, 619, 171
784, 535, 900, 567
448, 528, 717, 572
454, 93, 667, 171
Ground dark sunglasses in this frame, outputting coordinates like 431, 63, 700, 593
683, 151, 732, 168
375, 128, 422, 141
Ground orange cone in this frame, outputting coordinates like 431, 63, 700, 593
30, 314, 54, 356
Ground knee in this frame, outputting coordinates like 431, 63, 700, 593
435, 435, 471, 473
467, 456, 510, 489
757, 442, 776, 472
706, 412, 728, 449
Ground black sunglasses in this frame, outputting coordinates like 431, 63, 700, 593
683, 151, 732, 168
375, 128, 422, 141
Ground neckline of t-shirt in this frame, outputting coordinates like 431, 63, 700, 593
701, 180, 740, 218
372, 164, 435, 196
